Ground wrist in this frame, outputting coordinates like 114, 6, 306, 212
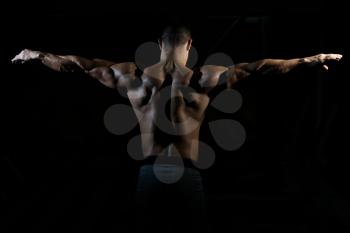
32, 51, 44, 60
299, 57, 308, 63
301, 57, 317, 67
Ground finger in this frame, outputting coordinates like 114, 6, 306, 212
11, 55, 20, 61
335, 54, 343, 60
12, 59, 22, 64
331, 54, 342, 60
326, 54, 343, 61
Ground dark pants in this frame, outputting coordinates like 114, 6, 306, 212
134, 156, 210, 233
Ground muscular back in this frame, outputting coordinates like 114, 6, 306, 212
127, 63, 210, 160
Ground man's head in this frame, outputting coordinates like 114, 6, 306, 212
158, 25, 192, 73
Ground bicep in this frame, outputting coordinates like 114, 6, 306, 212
87, 62, 139, 90
201, 64, 254, 90
87, 67, 116, 89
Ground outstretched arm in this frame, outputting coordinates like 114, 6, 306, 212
226, 53, 343, 85
11, 49, 137, 89
200, 53, 342, 91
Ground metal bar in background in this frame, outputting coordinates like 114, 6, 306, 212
208, 16, 243, 54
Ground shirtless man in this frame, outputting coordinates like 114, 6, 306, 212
11, 26, 342, 232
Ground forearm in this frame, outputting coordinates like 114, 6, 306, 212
38, 52, 115, 72
37, 52, 74, 72
240, 58, 309, 75
239, 53, 342, 76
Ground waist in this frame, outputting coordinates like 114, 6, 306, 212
142, 155, 199, 170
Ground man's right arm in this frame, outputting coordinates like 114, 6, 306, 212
11, 49, 137, 89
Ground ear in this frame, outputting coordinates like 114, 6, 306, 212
186, 39, 192, 51
158, 39, 162, 50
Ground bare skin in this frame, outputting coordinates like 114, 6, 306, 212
11, 47, 342, 161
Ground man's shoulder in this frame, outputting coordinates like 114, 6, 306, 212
199, 65, 228, 76
110, 62, 137, 74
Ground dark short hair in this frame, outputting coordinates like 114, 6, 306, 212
161, 25, 191, 47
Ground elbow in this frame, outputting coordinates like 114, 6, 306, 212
88, 67, 111, 78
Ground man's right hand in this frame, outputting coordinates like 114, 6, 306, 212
11, 49, 42, 64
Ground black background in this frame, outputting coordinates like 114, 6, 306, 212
2, 1, 350, 232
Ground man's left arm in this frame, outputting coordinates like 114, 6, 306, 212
226, 53, 343, 85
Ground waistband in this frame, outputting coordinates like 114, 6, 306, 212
141, 155, 199, 170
